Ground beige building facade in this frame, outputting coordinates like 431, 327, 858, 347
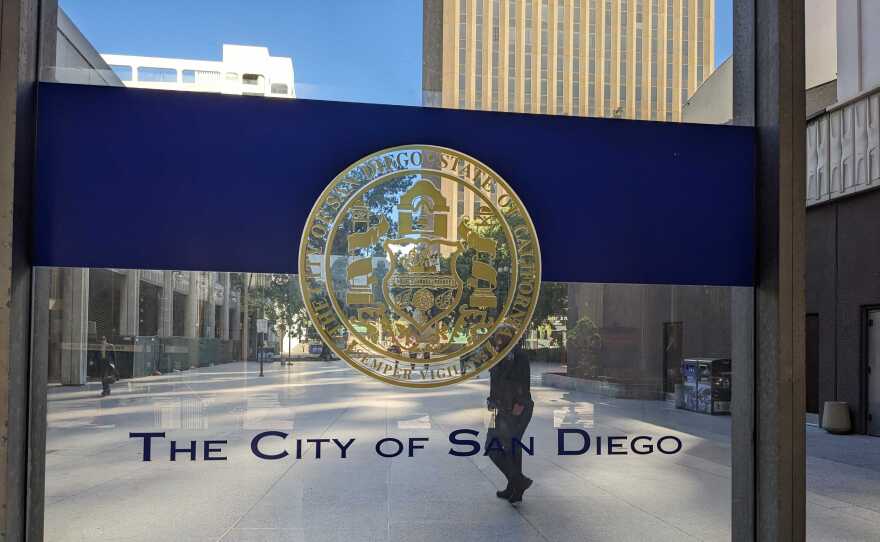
424, 0, 714, 121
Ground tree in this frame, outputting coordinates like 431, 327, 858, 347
530, 281, 567, 331
253, 274, 308, 359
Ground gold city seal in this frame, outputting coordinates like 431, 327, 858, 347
299, 145, 541, 387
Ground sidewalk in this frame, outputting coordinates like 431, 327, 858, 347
42, 361, 880, 541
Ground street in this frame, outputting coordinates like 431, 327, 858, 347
44, 361, 880, 541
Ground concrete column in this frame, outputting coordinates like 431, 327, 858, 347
118, 269, 140, 336
0, 3, 56, 538
219, 272, 230, 340
32, 267, 51, 382
733, 0, 806, 539
159, 270, 174, 337
184, 271, 199, 338
203, 272, 216, 337
240, 273, 250, 360
60, 268, 89, 386
230, 302, 241, 342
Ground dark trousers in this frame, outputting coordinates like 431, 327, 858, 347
486, 403, 533, 486
101, 375, 112, 396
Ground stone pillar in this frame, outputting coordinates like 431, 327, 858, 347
240, 273, 250, 360
184, 271, 199, 338
159, 270, 174, 337
230, 302, 241, 342
219, 272, 230, 340
118, 269, 140, 336
32, 268, 51, 383
733, 0, 806, 539
60, 268, 89, 386
203, 272, 216, 338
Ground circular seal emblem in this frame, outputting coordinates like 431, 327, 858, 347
299, 145, 541, 387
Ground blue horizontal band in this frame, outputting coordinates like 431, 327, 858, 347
35, 82, 754, 286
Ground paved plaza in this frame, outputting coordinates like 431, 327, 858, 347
44, 361, 880, 541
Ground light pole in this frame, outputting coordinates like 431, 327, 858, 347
258, 333, 264, 377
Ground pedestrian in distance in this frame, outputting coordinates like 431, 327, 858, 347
485, 331, 534, 504
98, 336, 119, 397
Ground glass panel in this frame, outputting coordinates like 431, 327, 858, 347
109, 64, 131, 81
34, 2, 758, 541
137, 66, 177, 83
37, 268, 747, 540
49, 1, 729, 121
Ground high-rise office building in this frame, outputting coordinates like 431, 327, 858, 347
423, 0, 714, 121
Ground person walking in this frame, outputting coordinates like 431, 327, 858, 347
486, 337, 534, 504
98, 336, 119, 397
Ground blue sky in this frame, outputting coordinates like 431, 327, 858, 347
61, 0, 732, 107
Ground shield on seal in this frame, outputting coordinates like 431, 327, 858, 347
382, 238, 464, 340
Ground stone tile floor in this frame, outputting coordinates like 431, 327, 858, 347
43, 361, 880, 541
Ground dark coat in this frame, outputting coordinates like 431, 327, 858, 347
488, 352, 533, 413
98, 347, 118, 381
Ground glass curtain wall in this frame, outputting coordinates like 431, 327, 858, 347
41, 2, 871, 541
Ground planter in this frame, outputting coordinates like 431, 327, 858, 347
821, 401, 851, 434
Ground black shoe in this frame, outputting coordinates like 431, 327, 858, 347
508, 477, 533, 504
496, 486, 513, 499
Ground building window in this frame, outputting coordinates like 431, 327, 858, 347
681, 0, 689, 106
110, 65, 132, 81
225, 72, 239, 82
603, 0, 612, 115
182, 69, 196, 83
588, 0, 597, 116
696, 0, 704, 84
507, 0, 517, 110
243, 74, 263, 86
476, 0, 484, 108
491, 0, 500, 110
524, 0, 533, 112
137, 66, 177, 83
573, 0, 581, 115
556, 0, 565, 114
650, 0, 658, 119
619, 0, 628, 110
271, 83, 289, 95
457, 184, 465, 215
635, 0, 643, 119
459, 0, 468, 108
540, 0, 549, 113
665, 0, 674, 119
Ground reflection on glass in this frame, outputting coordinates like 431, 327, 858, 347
41, 271, 752, 540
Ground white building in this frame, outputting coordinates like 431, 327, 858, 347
102, 44, 295, 98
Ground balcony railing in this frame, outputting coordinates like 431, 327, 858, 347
806, 88, 880, 206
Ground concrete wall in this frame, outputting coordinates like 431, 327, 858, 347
682, 57, 732, 124
805, 0, 837, 89
837, 0, 880, 102
806, 187, 880, 433
566, 282, 731, 393
805, 202, 837, 421
805, 79, 837, 119
53, 9, 121, 85
421, 0, 443, 107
